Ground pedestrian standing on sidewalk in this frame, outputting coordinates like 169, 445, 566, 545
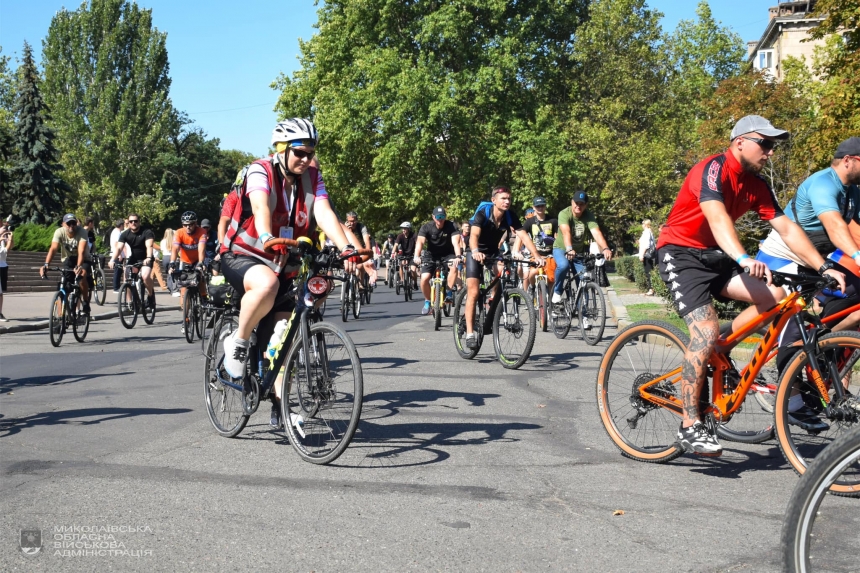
160, 228, 178, 296
638, 219, 656, 295
0, 220, 12, 321
109, 219, 126, 292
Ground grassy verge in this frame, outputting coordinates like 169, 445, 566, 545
607, 274, 642, 297
626, 303, 689, 335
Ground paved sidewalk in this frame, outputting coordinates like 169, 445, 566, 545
0, 289, 181, 335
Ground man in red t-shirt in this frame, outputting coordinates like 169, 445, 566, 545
656, 115, 845, 456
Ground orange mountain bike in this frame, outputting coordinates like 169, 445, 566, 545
597, 270, 860, 495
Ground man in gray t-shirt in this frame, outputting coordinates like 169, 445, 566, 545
40, 213, 93, 312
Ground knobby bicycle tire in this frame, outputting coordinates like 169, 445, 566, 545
49, 291, 64, 347
183, 292, 196, 343
280, 320, 363, 464
118, 284, 138, 329
578, 282, 606, 345
71, 292, 90, 342
204, 314, 249, 437
774, 330, 860, 496
596, 320, 688, 463
493, 287, 536, 369
453, 288, 483, 359
781, 426, 860, 572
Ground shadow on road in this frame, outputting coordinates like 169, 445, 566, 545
0, 371, 134, 391
361, 356, 420, 370
364, 388, 501, 418
0, 407, 192, 438
668, 444, 788, 478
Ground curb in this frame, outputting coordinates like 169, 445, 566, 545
604, 287, 630, 331
0, 305, 182, 335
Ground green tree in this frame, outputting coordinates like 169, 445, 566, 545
0, 46, 16, 214
7, 42, 70, 225
41, 0, 175, 225
275, 0, 589, 229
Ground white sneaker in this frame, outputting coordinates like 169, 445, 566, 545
222, 332, 249, 379
171, 291, 181, 297
551, 292, 562, 304
581, 317, 591, 330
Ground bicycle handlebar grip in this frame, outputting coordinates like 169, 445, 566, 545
822, 288, 848, 299
262, 237, 300, 252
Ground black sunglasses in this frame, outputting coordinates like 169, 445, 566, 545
291, 148, 315, 160
742, 136, 778, 151
128, 219, 140, 224
66, 221, 78, 226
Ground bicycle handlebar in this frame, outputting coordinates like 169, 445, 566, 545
745, 267, 841, 294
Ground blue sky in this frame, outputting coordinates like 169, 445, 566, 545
1, 0, 776, 156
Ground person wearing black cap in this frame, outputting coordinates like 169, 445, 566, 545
414, 206, 462, 315
551, 190, 612, 305
201, 218, 218, 269
515, 196, 558, 293
40, 213, 94, 314
654, 114, 845, 456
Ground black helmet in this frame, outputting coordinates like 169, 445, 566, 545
181, 211, 197, 224
387, 233, 395, 239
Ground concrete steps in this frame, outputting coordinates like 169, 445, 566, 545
5, 251, 58, 293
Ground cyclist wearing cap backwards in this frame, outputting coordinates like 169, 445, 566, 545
415, 206, 462, 315
463, 186, 545, 348
655, 114, 845, 457
395, 222, 418, 288
515, 196, 558, 293
219, 118, 357, 427
551, 191, 612, 305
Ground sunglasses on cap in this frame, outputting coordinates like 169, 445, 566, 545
742, 136, 778, 151
291, 148, 315, 160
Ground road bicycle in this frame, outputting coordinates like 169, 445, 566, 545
597, 270, 860, 494
340, 270, 361, 322
45, 266, 90, 346
175, 265, 206, 343
117, 262, 156, 329
781, 425, 860, 572
428, 255, 457, 331
204, 238, 368, 464
91, 253, 107, 306
452, 254, 539, 369
550, 253, 606, 344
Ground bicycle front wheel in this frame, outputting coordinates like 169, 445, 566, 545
352, 280, 361, 319
433, 280, 443, 331
551, 295, 572, 339
280, 321, 363, 464
118, 284, 138, 329
493, 287, 536, 369
93, 267, 107, 306
204, 314, 249, 437
193, 295, 204, 337
775, 331, 860, 496
49, 291, 65, 347
72, 293, 90, 342
453, 288, 483, 359
578, 282, 606, 345
596, 320, 687, 463
781, 426, 860, 572
183, 292, 196, 343
537, 281, 548, 332
142, 288, 156, 325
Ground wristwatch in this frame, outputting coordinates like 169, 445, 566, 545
819, 260, 834, 274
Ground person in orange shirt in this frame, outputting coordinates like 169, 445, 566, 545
170, 211, 207, 332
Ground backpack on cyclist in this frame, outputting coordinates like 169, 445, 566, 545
470, 201, 513, 228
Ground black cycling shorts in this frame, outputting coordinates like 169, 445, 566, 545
127, 255, 154, 269
466, 250, 498, 281
656, 245, 741, 318
63, 256, 94, 288
420, 253, 456, 275
221, 252, 294, 313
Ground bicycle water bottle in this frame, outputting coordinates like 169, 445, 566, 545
265, 319, 289, 363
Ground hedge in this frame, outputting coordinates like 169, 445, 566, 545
9, 223, 107, 253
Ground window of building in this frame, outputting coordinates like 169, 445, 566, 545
756, 49, 774, 73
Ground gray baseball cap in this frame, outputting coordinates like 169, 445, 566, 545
730, 115, 789, 141
62, 213, 77, 224
834, 137, 860, 159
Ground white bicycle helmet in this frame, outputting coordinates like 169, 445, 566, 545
400, 222, 412, 229
271, 118, 318, 146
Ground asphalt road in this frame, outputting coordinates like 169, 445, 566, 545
0, 283, 846, 571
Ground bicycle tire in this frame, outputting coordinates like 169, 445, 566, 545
492, 287, 536, 369
596, 320, 688, 463
204, 314, 249, 437
453, 288, 483, 359
341, 284, 349, 322
280, 320, 363, 464
395, 273, 401, 295
715, 350, 778, 444
352, 279, 361, 319
93, 267, 107, 306
404, 276, 411, 302
578, 282, 606, 345
433, 279, 443, 331
183, 292, 196, 343
364, 275, 372, 304
551, 295, 572, 339
118, 284, 138, 329
537, 281, 548, 332
72, 293, 90, 342
49, 291, 64, 347
193, 295, 204, 338
774, 330, 860, 496
443, 286, 453, 317
142, 287, 156, 325
781, 426, 860, 572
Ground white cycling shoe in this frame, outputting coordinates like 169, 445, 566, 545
222, 331, 249, 379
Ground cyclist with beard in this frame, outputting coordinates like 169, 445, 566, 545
655, 115, 844, 457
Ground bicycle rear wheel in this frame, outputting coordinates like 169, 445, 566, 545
71, 293, 90, 342
204, 314, 249, 437
453, 288, 483, 359
281, 321, 363, 464
596, 320, 687, 463
433, 280, 443, 331
49, 291, 65, 347
118, 284, 138, 329
183, 292, 196, 343
781, 426, 860, 572
537, 281, 548, 332
493, 287, 536, 369
93, 267, 107, 306
775, 331, 860, 496
578, 282, 606, 345
142, 287, 156, 325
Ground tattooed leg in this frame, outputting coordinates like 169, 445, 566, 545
681, 304, 719, 428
